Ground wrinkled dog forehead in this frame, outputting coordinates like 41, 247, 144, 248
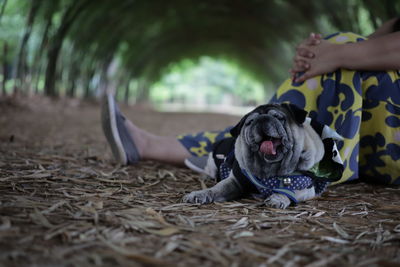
230, 103, 308, 137
256, 104, 303, 121
243, 108, 286, 125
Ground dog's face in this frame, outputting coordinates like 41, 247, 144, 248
232, 103, 324, 178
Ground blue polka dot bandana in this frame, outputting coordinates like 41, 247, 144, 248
219, 162, 231, 180
240, 169, 329, 203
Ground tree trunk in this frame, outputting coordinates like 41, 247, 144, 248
33, 18, 52, 94
124, 80, 130, 104
84, 69, 95, 99
34, 63, 42, 94
136, 80, 150, 103
84, 81, 91, 99
67, 56, 79, 98
2, 42, 8, 96
44, 0, 90, 97
67, 79, 76, 97
0, 0, 8, 23
44, 41, 61, 97
13, 0, 41, 95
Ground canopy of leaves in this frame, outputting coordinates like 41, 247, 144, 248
0, 0, 399, 103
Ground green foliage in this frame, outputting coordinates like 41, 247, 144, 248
0, 0, 27, 61
150, 57, 269, 108
0, 0, 399, 105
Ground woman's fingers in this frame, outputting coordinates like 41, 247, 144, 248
294, 71, 312, 83
291, 32, 323, 82
307, 33, 322, 45
294, 55, 311, 66
296, 47, 314, 58
290, 60, 311, 80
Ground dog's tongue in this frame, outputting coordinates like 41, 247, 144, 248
260, 140, 276, 155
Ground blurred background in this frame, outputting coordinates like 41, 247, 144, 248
1, 0, 399, 113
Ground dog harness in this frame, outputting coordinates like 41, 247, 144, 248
213, 118, 344, 204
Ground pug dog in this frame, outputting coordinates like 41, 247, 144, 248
183, 103, 343, 209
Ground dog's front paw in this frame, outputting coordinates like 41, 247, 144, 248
183, 189, 215, 204
264, 193, 291, 209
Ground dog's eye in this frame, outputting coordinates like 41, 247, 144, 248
274, 114, 285, 122
245, 119, 253, 126
268, 110, 285, 121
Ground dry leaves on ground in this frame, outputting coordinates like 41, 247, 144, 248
0, 98, 399, 266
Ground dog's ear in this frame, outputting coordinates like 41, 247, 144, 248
230, 114, 250, 138
229, 105, 268, 138
281, 103, 308, 125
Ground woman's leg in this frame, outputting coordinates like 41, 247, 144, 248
101, 93, 191, 165
124, 119, 191, 165
101, 92, 231, 165
358, 69, 400, 184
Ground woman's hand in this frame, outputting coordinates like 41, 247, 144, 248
290, 33, 346, 83
290, 18, 400, 83
293, 39, 345, 82
290, 33, 321, 80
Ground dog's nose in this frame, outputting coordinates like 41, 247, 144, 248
254, 115, 282, 136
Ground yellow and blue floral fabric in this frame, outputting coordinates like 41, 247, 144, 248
178, 32, 400, 185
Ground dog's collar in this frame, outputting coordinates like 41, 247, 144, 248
240, 168, 329, 203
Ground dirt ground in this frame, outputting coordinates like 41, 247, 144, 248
0, 97, 399, 267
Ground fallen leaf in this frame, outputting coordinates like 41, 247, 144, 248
321, 236, 350, 244
30, 209, 54, 228
25, 172, 52, 179
233, 231, 254, 239
333, 222, 350, 239
229, 217, 249, 230
144, 227, 180, 236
